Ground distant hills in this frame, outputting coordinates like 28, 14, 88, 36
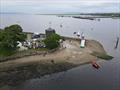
0, 12, 120, 17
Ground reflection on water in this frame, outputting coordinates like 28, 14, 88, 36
0, 14, 120, 90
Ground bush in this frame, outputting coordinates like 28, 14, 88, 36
44, 34, 61, 50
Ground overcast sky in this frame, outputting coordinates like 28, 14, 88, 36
0, 0, 120, 14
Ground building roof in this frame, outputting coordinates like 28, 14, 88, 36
45, 27, 55, 31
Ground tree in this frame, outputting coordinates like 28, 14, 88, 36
0, 24, 26, 56
44, 34, 61, 50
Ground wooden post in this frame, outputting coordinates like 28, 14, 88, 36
115, 37, 119, 49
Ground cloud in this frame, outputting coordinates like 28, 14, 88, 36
0, 0, 120, 13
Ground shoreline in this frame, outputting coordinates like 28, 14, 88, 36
0, 38, 113, 87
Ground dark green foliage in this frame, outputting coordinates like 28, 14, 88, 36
0, 24, 26, 56
44, 34, 61, 49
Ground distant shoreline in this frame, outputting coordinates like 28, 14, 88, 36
0, 12, 120, 18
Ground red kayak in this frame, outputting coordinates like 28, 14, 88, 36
91, 61, 100, 69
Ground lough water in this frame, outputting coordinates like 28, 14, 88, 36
0, 14, 120, 90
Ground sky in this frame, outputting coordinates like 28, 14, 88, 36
0, 0, 120, 14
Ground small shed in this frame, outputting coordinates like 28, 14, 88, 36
80, 39, 85, 48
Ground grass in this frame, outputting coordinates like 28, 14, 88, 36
0, 49, 48, 62
0, 49, 15, 57
91, 52, 113, 60
32, 48, 49, 51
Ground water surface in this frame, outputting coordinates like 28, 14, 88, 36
0, 14, 120, 90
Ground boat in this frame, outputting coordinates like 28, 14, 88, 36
60, 24, 63, 28
73, 32, 77, 34
77, 32, 80, 37
91, 61, 100, 69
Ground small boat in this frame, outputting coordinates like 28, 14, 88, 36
73, 32, 77, 34
91, 61, 100, 69
60, 24, 63, 28
77, 32, 80, 37
98, 18, 100, 21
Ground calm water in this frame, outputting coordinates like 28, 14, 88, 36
0, 14, 120, 90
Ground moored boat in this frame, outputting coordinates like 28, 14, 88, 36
91, 61, 100, 69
